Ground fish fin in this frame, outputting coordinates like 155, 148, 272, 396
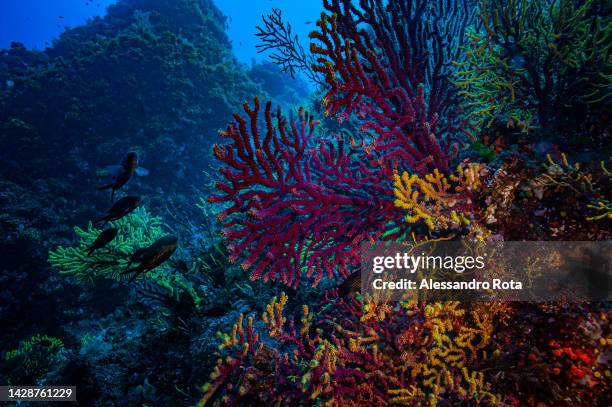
135, 167, 149, 176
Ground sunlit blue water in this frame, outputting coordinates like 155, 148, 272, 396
0, 0, 322, 63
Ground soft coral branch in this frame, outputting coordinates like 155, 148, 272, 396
210, 97, 401, 287
310, 0, 474, 174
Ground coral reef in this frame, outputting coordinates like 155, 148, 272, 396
203, 1, 611, 406
310, 0, 475, 174
209, 97, 405, 287
0, 0, 610, 406
454, 0, 611, 139
200, 294, 507, 406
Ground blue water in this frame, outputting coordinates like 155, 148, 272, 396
0, 0, 117, 50
0, 0, 322, 63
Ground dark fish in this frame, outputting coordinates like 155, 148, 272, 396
338, 271, 361, 297
94, 196, 141, 227
87, 227, 118, 255
121, 235, 178, 283
98, 152, 149, 201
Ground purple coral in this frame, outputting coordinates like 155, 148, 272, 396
209, 97, 401, 287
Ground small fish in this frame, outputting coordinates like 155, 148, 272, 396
94, 196, 141, 227
87, 227, 118, 255
338, 271, 361, 297
98, 152, 149, 201
121, 235, 178, 283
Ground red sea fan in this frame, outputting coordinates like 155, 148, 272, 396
310, 0, 474, 174
208, 1, 472, 288
209, 97, 401, 287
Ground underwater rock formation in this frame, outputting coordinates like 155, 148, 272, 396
0, 0, 262, 226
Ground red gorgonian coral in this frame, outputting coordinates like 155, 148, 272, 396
310, 0, 474, 174
209, 98, 402, 287
208, 1, 478, 287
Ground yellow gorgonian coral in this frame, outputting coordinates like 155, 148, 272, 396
393, 169, 453, 230
393, 165, 484, 232
407, 301, 499, 406
541, 154, 612, 222
262, 292, 288, 338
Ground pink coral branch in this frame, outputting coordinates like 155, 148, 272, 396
210, 97, 402, 287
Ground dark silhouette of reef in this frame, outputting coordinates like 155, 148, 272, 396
0, 1, 308, 405
0, 0, 307, 228
0, 0, 259, 217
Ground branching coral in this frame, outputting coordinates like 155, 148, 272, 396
454, 0, 611, 133
49, 207, 200, 306
537, 154, 612, 227
310, 0, 475, 174
209, 97, 402, 287
200, 293, 504, 406
3, 334, 65, 384
49, 207, 166, 282
205, 3, 612, 406
394, 169, 455, 231
393, 163, 487, 237
211, 1, 486, 287
256, 8, 324, 86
